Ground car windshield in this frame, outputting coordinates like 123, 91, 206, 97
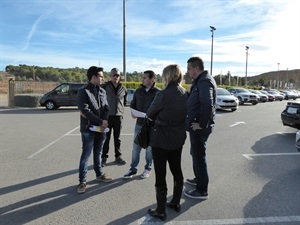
236, 88, 249, 93
269, 91, 278, 94
217, 88, 231, 95
250, 90, 260, 94
260, 90, 268, 94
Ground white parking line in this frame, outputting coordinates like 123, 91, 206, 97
229, 121, 246, 127
27, 126, 80, 159
243, 152, 300, 160
131, 215, 300, 225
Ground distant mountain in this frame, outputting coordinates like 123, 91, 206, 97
248, 69, 300, 83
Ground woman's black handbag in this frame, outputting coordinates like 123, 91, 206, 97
134, 118, 152, 148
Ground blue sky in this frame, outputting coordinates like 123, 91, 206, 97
1, 0, 299, 77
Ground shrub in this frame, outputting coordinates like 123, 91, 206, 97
14, 94, 43, 107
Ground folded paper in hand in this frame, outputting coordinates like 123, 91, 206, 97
89, 126, 110, 133
130, 108, 146, 118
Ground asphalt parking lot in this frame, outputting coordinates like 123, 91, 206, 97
0, 101, 299, 225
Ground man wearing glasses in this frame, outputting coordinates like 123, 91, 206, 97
76, 66, 112, 194
102, 68, 127, 166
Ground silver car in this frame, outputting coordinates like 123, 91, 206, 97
216, 88, 239, 112
126, 88, 136, 105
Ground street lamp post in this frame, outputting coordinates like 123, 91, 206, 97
123, 0, 126, 81
210, 26, 216, 76
277, 63, 280, 88
245, 46, 249, 86
286, 68, 289, 88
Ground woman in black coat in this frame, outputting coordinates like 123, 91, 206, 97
146, 64, 188, 220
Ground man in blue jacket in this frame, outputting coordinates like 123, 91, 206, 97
184, 57, 217, 200
76, 66, 112, 194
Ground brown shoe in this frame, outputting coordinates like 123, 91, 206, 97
77, 183, 86, 194
96, 173, 112, 182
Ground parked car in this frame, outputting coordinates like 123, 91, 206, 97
289, 89, 300, 98
259, 90, 275, 102
227, 88, 258, 105
281, 90, 298, 100
40, 83, 85, 110
126, 88, 136, 105
216, 88, 239, 111
265, 89, 284, 101
281, 101, 300, 129
296, 130, 300, 152
249, 89, 268, 103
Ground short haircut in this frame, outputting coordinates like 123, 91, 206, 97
110, 68, 120, 75
143, 70, 156, 79
187, 56, 204, 71
87, 66, 103, 81
162, 64, 183, 87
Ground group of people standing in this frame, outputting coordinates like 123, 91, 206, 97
75, 56, 217, 221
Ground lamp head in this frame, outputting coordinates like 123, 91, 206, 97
210, 26, 216, 31
245, 46, 249, 50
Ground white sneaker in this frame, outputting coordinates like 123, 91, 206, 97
141, 169, 151, 179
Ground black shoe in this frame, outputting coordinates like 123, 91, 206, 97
184, 189, 208, 199
148, 208, 166, 221
102, 157, 107, 167
123, 170, 137, 179
186, 178, 196, 186
115, 156, 126, 165
166, 201, 180, 212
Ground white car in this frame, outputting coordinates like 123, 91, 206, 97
296, 130, 300, 152
126, 88, 136, 105
216, 88, 239, 112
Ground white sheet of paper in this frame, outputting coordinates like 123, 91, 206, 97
130, 108, 146, 118
89, 126, 110, 133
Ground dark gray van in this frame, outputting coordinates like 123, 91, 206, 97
40, 83, 85, 110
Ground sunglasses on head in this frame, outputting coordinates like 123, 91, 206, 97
113, 74, 120, 77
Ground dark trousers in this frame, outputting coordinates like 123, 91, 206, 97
102, 116, 123, 159
152, 147, 183, 188
189, 132, 210, 193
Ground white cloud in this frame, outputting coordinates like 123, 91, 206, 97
1, 0, 299, 78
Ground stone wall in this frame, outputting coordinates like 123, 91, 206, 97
0, 80, 58, 94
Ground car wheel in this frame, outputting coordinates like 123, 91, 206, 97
231, 108, 237, 112
252, 101, 258, 105
45, 100, 57, 110
238, 97, 244, 105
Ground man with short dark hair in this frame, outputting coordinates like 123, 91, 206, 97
76, 66, 112, 194
102, 68, 127, 166
123, 70, 160, 179
184, 57, 217, 200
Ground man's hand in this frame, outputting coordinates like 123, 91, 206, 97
191, 122, 202, 131
101, 120, 108, 128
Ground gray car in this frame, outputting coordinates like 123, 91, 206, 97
40, 83, 85, 110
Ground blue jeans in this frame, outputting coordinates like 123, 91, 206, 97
79, 132, 106, 183
189, 132, 210, 193
129, 124, 152, 173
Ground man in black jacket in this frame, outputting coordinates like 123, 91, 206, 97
123, 70, 160, 179
184, 57, 217, 200
76, 66, 112, 194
